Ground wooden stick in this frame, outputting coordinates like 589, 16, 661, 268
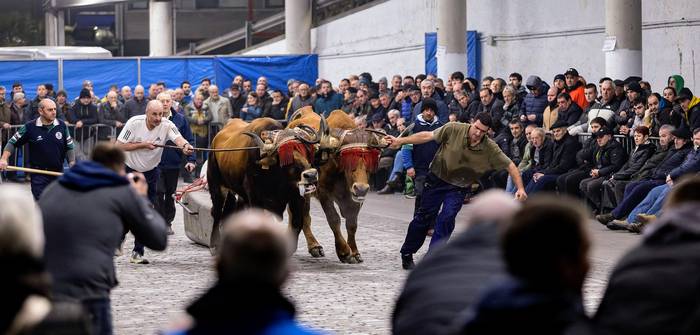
153, 144, 260, 152
6, 166, 63, 176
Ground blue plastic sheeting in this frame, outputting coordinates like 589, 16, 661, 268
424, 31, 480, 80
140, 58, 216, 91
214, 55, 318, 92
63, 59, 138, 99
0, 60, 58, 100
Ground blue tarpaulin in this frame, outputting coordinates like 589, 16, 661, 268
214, 55, 318, 92
63, 59, 138, 99
425, 31, 480, 80
0, 61, 58, 99
140, 58, 216, 90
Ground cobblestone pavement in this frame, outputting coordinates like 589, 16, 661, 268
111, 191, 639, 334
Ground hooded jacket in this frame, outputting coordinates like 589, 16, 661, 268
521, 84, 549, 126
668, 74, 685, 94
592, 203, 700, 335
684, 96, 700, 131
39, 161, 167, 300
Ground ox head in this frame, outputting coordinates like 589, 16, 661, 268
318, 119, 388, 202
244, 126, 320, 196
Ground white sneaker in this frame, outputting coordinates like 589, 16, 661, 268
129, 251, 149, 264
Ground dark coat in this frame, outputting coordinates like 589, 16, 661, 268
592, 204, 700, 335
159, 109, 196, 170
499, 133, 528, 166
521, 90, 548, 126
629, 144, 669, 180
541, 133, 581, 175
97, 101, 126, 140
558, 103, 583, 128
576, 137, 599, 169
228, 95, 246, 119
67, 102, 99, 125
650, 142, 692, 180
669, 147, 700, 181
592, 139, 628, 177
613, 142, 656, 180
123, 97, 147, 119
528, 137, 554, 173
392, 223, 505, 335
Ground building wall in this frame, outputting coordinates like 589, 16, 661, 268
243, 0, 699, 91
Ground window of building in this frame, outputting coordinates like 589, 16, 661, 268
129, 0, 148, 10
196, 0, 247, 8
264, 0, 284, 8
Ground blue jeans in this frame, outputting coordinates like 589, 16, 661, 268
83, 297, 113, 335
389, 150, 404, 181
400, 173, 468, 255
125, 166, 160, 255
611, 179, 664, 219
525, 174, 558, 194
627, 184, 671, 222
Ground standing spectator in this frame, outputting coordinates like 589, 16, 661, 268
337, 78, 350, 96
255, 84, 272, 118
509, 72, 527, 103
542, 87, 560, 131
29, 84, 50, 120
10, 81, 24, 99
227, 84, 245, 119
314, 80, 343, 117
368, 93, 387, 122
45, 83, 56, 99
668, 74, 684, 95
123, 85, 147, 119
68, 89, 99, 160
242, 80, 253, 96
156, 93, 196, 235
115, 100, 194, 264
553, 74, 566, 92
392, 191, 519, 335
240, 92, 262, 121
391, 75, 403, 97
0, 86, 11, 132
39, 143, 167, 335
98, 91, 126, 141
386, 113, 527, 269
55, 90, 69, 121
163, 209, 320, 335
677, 87, 700, 131
197, 78, 211, 100
493, 120, 532, 189
268, 90, 287, 120
181, 81, 193, 105
457, 195, 590, 334
185, 93, 211, 175
520, 75, 548, 127
289, 83, 315, 114
402, 85, 421, 121
0, 99, 75, 199
563, 67, 588, 110
349, 88, 371, 117
203, 85, 232, 126
10, 92, 28, 125
119, 86, 132, 104
489, 78, 506, 101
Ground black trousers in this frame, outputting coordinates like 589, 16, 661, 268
556, 169, 590, 197
156, 168, 180, 225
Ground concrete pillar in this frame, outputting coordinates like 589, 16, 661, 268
45, 10, 58, 46
437, 0, 466, 80
149, 0, 174, 56
604, 0, 642, 79
285, 0, 311, 54
57, 10, 65, 46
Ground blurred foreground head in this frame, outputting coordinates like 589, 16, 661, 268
217, 209, 291, 287
502, 195, 590, 291
461, 190, 521, 229
0, 185, 50, 334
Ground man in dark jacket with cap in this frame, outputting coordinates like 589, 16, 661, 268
525, 120, 582, 194
578, 127, 628, 211
68, 88, 99, 160
557, 118, 608, 196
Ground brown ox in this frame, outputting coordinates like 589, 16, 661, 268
288, 108, 384, 263
207, 117, 320, 252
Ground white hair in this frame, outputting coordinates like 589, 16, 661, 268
0, 185, 44, 258
387, 109, 400, 118
13, 92, 25, 101
456, 190, 521, 233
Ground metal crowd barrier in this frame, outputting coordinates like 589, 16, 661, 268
577, 133, 660, 153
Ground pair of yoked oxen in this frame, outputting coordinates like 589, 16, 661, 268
207, 107, 389, 263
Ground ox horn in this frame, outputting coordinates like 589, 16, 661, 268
243, 131, 266, 148
364, 128, 390, 148
294, 125, 320, 144
320, 115, 329, 137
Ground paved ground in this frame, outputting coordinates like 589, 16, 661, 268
111, 191, 639, 334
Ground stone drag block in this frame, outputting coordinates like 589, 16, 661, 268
180, 190, 214, 247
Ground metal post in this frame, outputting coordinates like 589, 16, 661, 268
284, 0, 311, 54
137, 57, 142, 85
58, 58, 64, 91
149, 0, 174, 56
245, 21, 253, 48
605, 0, 642, 79
437, 0, 467, 79
115, 4, 125, 56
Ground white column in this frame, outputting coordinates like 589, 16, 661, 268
57, 10, 65, 46
437, 0, 466, 80
45, 10, 59, 46
285, 0, 311, 54
149, 0, 174, 56
604, 0, 642, 79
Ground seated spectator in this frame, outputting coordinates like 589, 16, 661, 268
392, 191, 520, 335
620, 97, 646, 136
525, 120, 582, 194
450, 89, 477, 123
615, 81, 643, 129
568, 79, 619, 135
498, 86, 521, 135
354, 114, 367, 129
455, 195, 590, 334
0, 184, 91, 335
505, 124, 536, 193
267, 90, 287, 120
645, 92, 682, 135
556, 92, 583, 127
514, 127, 553, 193
411, 80, 449, 122
240, 92, 262, 122
469, 88, 504, 133
520, 75, 548, 127
164, 209, 320, 335
579, 127, 628, 212
97, 91, 126, 141
590, 176, 700, 335
368, 93, 387, 122
401, 85, 421, 121
39, 143, 167, 334
491, 120, 530, 188
602, 125, 659, 209
597, 127, 692, 226
556, 117, 607, 196
563, 67, 589, 110
677, 87, 700, 131
541, 87, 559, 131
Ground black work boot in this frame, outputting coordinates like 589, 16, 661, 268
401, 254, 415, 270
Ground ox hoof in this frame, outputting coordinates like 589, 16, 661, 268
309, 246, 325, 258
340, 254, 363, 264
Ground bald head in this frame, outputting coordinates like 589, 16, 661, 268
38, 98, 57, 123
217, 209, 290, 286
459, 190, 521, 231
